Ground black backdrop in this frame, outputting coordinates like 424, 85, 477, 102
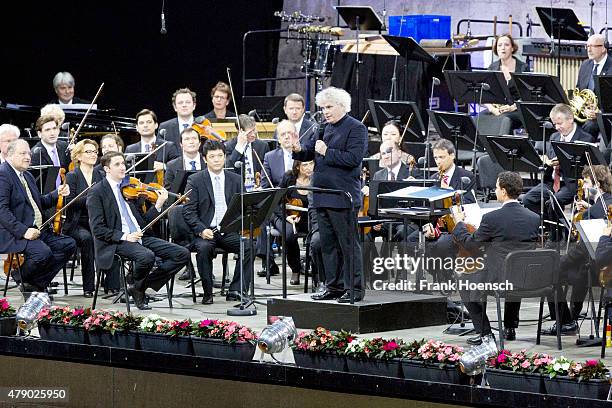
0, 0, 283, 122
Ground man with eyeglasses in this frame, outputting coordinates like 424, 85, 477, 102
576, 34, 612, 137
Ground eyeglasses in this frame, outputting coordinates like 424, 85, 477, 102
587, 44, 604, 48
84, 150, 97, 155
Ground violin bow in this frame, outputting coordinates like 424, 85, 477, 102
141, 190, 192, 233
125, 142, 168, 173
585, 151, 608, 216
68, 82, 105, 146
39, 181, 97, 231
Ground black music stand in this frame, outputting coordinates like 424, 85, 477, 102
444, 71, 513, 105
336, 6, 383, 116
552, 141, 606, 182
28, 165, 59, 194
363, 157, 380, 179
535, 7, 588, 79
170, 170, 196, 195
516, 102, 557, 150
223, 187, 286, 316
369, 179, 435, 217
486, 135, 543, 172
596, 113, 612, 147
428, 111, 485, 168
125, 153, 155, 183
511, 73, 569, 104
595, 76, 612, 114
367, 99, 426, 141
241, 96, 285, 122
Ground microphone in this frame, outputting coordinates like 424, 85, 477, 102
271, 117, 280, 125
542, 121, 554, 129
194, 115, 206, 124
479, 83, 490, 91
384, 147, 393, 154
60, 122, 70, 131
432, 77, 441, 86
461, 176, 471, 185
248, 109, 261, 121
417, 156, 426, 165
234, 161, 243, 169
159, 128, 167, 139
160, 12, 167, 35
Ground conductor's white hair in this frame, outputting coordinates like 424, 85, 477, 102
315, 87, 351, 113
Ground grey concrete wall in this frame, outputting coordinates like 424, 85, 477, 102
275, 0, 611, 97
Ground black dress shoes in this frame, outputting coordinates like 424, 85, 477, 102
105, 288, 120, 295
503, 327, 516, 341
127, 284, 151, 310
201, 294, 214, 305
178, 269, 193, 281
337, 291, 363, 303
466, 335, 483, 346
83, 291, 94, 298
540, 321, 578, 336
225, 291, 244, 302
311, 289, 343, 301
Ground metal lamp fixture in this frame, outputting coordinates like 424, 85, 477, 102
257, 316, 297, 360
16, 292, 51, 334
459, 334, 498, 377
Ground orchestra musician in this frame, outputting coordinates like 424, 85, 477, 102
283, 93, 314, 138
164, 127, 206, 192
369, 121, 419, 174
452, 171, 540, 345
276, 159, 314, 285
292, 86, 368, 303
31, 115, 71, 177
87, 151, 190, 310
50, 71, 89, 105
203, 82, 236, 120
158, 88, 198, 146
261, 120, 298, 188
0, 139, 76, 298
40, 104, 69, 140
0, 124, 20, 163
521, 103, 595, 241
125, 109, 180, 183
541, 164, 612, 335
225, 114, 271, 190
576, 34, 612, 138
100, 134, 125, 155
63, 139, 104, 297
183, 140, 253, 305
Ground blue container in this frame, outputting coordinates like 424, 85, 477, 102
389, 15, 451, 44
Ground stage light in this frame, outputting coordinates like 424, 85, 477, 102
257, 316, 297, 361
459, 334, 498, 376
16, 292, 51, 335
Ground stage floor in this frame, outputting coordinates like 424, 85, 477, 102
2, 254, 610, 366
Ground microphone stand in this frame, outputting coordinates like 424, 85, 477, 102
470, 83, 487, 175
424, 79, 439, 182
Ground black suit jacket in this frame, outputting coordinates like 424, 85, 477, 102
225, 138, 270, 176
30, 140, 70, 169
373, 163, 412, 181
576, 54, 612, 90
261, 148, 290, 188
63, 166, 103, 233
87, 178, 159, 270
0, 162, 58, 253
158, 117, 198, 146
453, 201, 540, 281
596, 235, 612, 268
183, 169, 242, 235
203, 110, 236, 120
432, 166, 477, 204
299, 118, 315, 138
543, 126, 595, 182
125, 136, 180, 164
164, 155, 206, 191
48, 97, 90, 105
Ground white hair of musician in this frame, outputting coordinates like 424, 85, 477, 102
0, 123, 20, 139
315, 87, 352, 113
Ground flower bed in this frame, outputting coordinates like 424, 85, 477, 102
190, 319, 257, 361
0, 298, 16, 336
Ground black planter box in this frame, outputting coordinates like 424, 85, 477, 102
88, 330, 139, 350
137, 332, 193, 355
292, 350, 348, 372
544, 375, 611, 400
346, 357, 402, 378
38, 323, 88, 344
191, 337, 255, 361
402, 360, 467, 384
0, 316, 16, 336
486, 368, 545, 394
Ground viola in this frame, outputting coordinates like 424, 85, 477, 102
192, 118, 227, 142
121, 177, 183, 203
358, 167, 371, 234
53, 168, 67, 235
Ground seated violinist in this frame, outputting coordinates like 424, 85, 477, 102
125, 109, 180, 183
0, 139, 76, 298
203, 82, 236, 120
541, 164, 612, 335
87, 151, 190, 310
63, 139, 104, 297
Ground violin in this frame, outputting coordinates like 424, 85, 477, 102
121, 177, 183, 203
570, 179, 585, 240
53, 168, 67, 235
286, 197, 306, 234
192, 118, 227, 142
359, 167, 371, 234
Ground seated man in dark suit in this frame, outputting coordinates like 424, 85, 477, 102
164, 127, 206, 192
183, 140, 253, 305
30, 114, 70, 176
453, 171, 540, 345
0, 139, 76, 298
575, 34, 612, 138
225, 114, 271, 191
261, 120, 298, 188
522, 103, 595, 241
87, 151, 190, 310
51, 71, 89, 105
158, 88, 198, 146
124, 109, 180, 183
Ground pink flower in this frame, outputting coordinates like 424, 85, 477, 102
72, 308, 84, 317
586, 359, 598, 367
521, 360, 530, 369
437, 353, 445, 361
497, 354, 507, 363
383, 341, 398, 352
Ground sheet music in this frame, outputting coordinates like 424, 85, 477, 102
62, 103, 97, 110
577, 219, 607, 258
379, 186, 464, 201
456, 203, 484, 228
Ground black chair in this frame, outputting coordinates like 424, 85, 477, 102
3, 252, 24, 297
92, 254, 132, 312
492, 248, 562, 350
167, 205, 229, 302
